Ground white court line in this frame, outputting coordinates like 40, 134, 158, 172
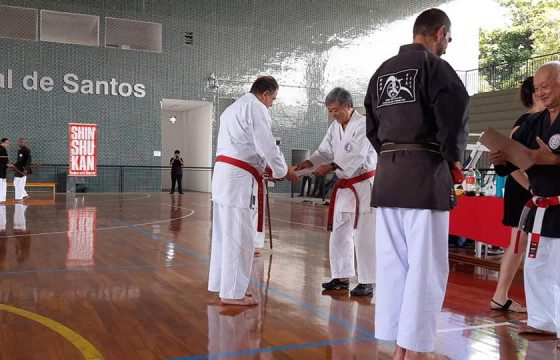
437, 320, 527, 333
0, 202, 196, 239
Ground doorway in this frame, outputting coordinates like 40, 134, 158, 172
161, 99, 213, 192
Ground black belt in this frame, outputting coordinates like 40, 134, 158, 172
380, 142, 440, 154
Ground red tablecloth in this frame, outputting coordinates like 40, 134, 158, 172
449, 196, 511, 247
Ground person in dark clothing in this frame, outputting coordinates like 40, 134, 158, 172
14, 138, 31, 202
169, 150, 184, 194
0, 138, 11, 203
490, 62, 560, 344
491, 76, 544, 313
312, 175, 325, 198
298, 175, 312, 197
364, 8, 469, 358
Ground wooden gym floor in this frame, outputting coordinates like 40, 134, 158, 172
0, 192, 556, 359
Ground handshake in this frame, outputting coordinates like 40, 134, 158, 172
264, 160, 336, 183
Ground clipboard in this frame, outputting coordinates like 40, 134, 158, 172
479, 127, 534, 171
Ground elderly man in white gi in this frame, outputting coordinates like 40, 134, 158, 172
295, 87, 377, 296
208, 76, 298, 306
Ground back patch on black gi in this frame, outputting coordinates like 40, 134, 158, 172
376, 69, 418, 108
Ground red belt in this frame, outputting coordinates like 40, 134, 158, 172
216, 155, 265, 233
515, 195, 560, 258
327, 170, 375, 231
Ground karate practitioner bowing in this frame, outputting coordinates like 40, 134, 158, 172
295, 88, 377, 297
209, 76, 298, 306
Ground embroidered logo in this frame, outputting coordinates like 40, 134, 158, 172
344, 142, 353, 153
377, 69, 418, 108
549, 134, 560, 150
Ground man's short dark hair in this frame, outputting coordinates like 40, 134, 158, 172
250, 76, 279, 95
413, 8, 451, 37
174, 150, 180, 154
520, 76, 534, 109
1, 138, 8, 143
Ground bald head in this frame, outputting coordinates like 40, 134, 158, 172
534, 61, 560, 110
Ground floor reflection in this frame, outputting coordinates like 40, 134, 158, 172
206, 255, 266, 356
66, 206, 96, 268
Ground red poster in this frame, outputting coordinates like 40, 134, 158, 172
68, 123, 98, 176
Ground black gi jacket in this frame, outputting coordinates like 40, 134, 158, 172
0, 147, 8, 179
14, 146, 31, 178
365, 43, 470, 210
496, 110, 560, 237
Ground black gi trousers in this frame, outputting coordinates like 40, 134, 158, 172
171, 173, 183, 193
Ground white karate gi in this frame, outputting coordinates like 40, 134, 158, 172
14, 175, 27, 200
375, 207, 449, 352
524, 236, 560, 337
208, 93, 287, 300
308, 111, 377, 283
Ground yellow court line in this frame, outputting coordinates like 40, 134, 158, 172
0, 304, 104, 360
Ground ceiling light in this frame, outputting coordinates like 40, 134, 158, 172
170, 115, 177, 124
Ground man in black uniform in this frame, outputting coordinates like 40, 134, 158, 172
0, 138, 11, 204
364, 8, 469, 359
14, 138, 31, 202
169, 150, 184, 194
490, 61, 560, 347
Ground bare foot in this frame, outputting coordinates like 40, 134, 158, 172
404, 350, 449, 360
393, 345, 405, 360
254, 249, 262, 257
556, 339, 559, 349
245, 291, 253, 297
220, 296, 258, 306
518, 324, 556, 335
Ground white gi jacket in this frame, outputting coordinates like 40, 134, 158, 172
212, 93, 288, 208
309, 111, 377, 213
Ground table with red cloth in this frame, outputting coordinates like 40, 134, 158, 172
449, 195, 511, 247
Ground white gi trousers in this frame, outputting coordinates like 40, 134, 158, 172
208, 202, 256, 299
0, 178, 6, 202
14, 176, 27, 200
253, 208, 265, 249
375, 207, 449, 352
330, 210, 376, 284
524, 236, 560, 336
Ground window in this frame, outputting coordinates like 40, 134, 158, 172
40, 10, 99, 46
0, 5, 38, 41
105, 17, 162, 53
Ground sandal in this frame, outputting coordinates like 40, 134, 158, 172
491, 299, 527, 313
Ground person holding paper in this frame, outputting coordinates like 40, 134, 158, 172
490, 76, 543, 313
364, 9, 469, 358
294, 87, 377, 297
490, 61, 560, 346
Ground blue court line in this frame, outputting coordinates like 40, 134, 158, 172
0, 263, 196, 276
119, 218, 375, 337
249, 279, 374, 338
167, 337, 374, 360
